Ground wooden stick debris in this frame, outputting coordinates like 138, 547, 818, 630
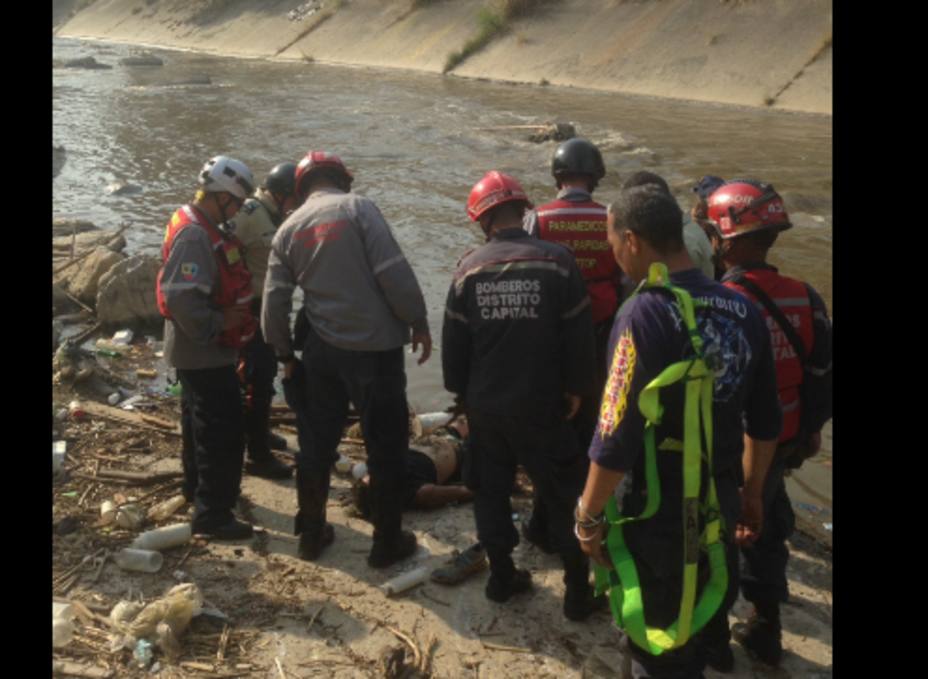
385, 625, 421, 669
480, 640, 533, 654
216, 624, 231, 663
51, 660, 114, 678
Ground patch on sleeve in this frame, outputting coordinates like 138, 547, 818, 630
180, 262, 199, 280
598, 328, 637, 438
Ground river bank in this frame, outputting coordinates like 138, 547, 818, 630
52, 334, 832, 678
54, 0, 831, 115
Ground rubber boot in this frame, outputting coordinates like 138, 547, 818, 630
294, 468, 334, 561
367, 475, 416, 568
732, 601, 783, 667
562, 552, 606, 621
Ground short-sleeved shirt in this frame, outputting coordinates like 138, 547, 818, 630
589, 268, 781, 530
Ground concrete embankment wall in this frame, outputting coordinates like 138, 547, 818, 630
55, 0, 832, 115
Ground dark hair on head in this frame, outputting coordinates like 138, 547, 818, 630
621, 171, 671, 196
608, 185, 684, 255
488, 198, 529, 222
736, 228, 779, 252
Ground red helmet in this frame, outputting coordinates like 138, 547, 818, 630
706, 180, 792, 239
466, 171, 533, 221
294, 151, 353, 197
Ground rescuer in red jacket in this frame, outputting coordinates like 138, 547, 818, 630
706, 179, 833, 669
522, 138, 623, 553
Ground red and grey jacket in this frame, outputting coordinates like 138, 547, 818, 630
156, 204, 257, 348
722, 263, 832, 442
526, 189, 620, 324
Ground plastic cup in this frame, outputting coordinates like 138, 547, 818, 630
114, 548, 164, 573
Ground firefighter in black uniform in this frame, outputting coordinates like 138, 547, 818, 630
442, 170, 600, 620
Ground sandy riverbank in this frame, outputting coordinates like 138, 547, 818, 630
54, 0, 831, 115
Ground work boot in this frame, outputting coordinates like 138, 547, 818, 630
732, 603, 783, 667
298, 523, 335, 561
196, 518, 254, 541
294, 468, 334, 561
368, 530, 418, 569
486, 568, 533, 603
245, 453, 293, 480
268, 431, 289, 451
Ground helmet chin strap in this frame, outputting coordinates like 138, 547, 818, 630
212, 192, 234, 230
480, 212, 496, 241
712, 237, 733, 272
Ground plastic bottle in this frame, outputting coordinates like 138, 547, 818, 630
147, 495, 187, 522
68, 400, 86, 420
53, 617, 74, 648
53, 601, 76, 648
53, 441, 67, 475
100, 500, 118, 525
131, 523, 192, 551
114, 548, 164, 573
133, 639, 153, 669
381, 566, 429, 596
351, 462, 368, 481
418, 412, 453, 431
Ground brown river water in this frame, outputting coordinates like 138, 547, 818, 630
53, 37, 832, 415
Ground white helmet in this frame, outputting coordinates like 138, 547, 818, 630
198, 156, 255, 201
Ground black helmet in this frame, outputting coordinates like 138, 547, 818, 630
264, 162, 297, 196
551, 138, 606, 188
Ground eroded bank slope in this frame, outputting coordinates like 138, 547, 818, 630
55, 0, 831, 115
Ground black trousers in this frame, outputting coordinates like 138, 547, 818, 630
469, 409, 586, 582
240, 325, 278, 460
623, 540, 740, 679
527, 318, 610, 537
178, 365, 245, 530
740, 449, 795, 605
293, 327, 410, 543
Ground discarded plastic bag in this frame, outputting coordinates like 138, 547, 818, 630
125, 583, 203, 644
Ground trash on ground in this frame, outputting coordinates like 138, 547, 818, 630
823, 522, 833, 532
382, 566, 429, 597
147, 494, 186, 522
133, 638, 154, 669
131, 523, 192, 551
112, 329, 135, 345
335, 455, 353, 474
53, 440, 67, 475
115, 548, 164, 573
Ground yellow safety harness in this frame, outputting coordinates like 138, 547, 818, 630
593, 262, 727, 655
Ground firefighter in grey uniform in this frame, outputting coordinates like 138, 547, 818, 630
226, 162, 300, 480
262, 151, 432, 569
442, 170, 602, 620
156, 155, 257, 540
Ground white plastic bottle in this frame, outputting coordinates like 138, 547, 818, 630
131, 523, 192, 551
381, 566, 429, 596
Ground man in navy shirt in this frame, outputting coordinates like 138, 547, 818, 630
575, 185, 782, 677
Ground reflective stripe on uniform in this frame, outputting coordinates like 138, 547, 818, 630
160, 281, 212, 295
537, 207, 608, 217
373, 254, 406, 276
444, 308, 468, 323
561, 296, 591, 320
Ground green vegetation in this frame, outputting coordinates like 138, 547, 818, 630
443, 7, 506, 73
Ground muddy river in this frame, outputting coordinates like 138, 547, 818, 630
53, 36, 832, 414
